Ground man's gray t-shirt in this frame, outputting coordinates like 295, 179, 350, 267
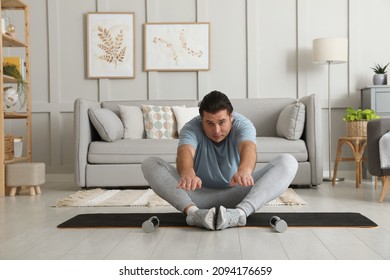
178, 112, 256, 189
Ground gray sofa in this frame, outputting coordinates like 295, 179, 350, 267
367, 118, 390, 202
74, 94, 323, 188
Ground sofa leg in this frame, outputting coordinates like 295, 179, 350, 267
379, 176, 390, 203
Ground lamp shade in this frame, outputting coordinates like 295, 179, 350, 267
312, 37, 348, 64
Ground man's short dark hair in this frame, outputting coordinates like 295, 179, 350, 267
199, 90, 233, 117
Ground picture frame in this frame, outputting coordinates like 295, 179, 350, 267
87, 12, 135, 79
144, 22, 210, 71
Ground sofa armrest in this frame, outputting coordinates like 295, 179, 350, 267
367, 118, 390, 176
74, 98, 100, 187
299, 94, 323, 185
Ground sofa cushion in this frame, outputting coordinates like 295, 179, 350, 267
276, 102, 305, 140
88, 137, 308, 164
256, 137, 308, 162
172, 106, 199, 134
88, 108, 124, 142
88, 139, 180, 164
118, 105, 144, 139
141, 105, 179, 139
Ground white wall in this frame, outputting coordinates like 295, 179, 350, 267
4, 0, 390, 175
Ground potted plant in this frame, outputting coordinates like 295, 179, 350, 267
372, 62, 389, 85
3, 63, 27, 109
343, 107, 380, 137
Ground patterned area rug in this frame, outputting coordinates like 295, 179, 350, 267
55, 188, 306, 207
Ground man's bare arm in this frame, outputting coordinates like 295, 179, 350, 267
176, 144, 202, 190
230, 140, 257, 186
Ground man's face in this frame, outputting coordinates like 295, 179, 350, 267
201, 109, 233, 143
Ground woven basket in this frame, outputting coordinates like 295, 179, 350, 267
4, 135, 14, 161
346, 121, 367, 137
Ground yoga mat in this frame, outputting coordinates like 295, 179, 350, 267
57, 212, 377, 229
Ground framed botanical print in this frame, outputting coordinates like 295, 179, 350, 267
87, 12, 135, 78
144, 22, 210, 71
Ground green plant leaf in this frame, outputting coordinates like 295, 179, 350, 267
371, 62, 389, 74
343, 107, 380, 122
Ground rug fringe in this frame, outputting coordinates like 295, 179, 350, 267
55, 188, 105, 207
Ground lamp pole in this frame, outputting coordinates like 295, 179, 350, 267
324, 61, 344, 182
327, 61, 332, 181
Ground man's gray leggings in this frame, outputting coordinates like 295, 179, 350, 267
141, 154, 298, 216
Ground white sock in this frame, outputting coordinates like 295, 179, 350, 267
186, 205, 199, 216
237, 208, 246, 217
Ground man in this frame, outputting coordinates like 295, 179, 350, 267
142, 90, 298, 230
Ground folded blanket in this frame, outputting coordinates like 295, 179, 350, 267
379, 131, 390, 169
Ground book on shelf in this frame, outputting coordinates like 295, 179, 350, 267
3, 56, 26, 80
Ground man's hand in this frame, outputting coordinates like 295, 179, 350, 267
229, 169, 254, 187
177, 175, 202, 191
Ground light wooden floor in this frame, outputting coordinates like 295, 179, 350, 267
0, 178, 390, 260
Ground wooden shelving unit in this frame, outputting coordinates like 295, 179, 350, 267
0, 0, 30, 196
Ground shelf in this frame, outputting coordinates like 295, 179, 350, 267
3, 112, 29, 119
5, 156, 29, 164
3, 74, 29, 84
3, 74, 17, 83
1, 0, 25, 9
1, 33, 26, 47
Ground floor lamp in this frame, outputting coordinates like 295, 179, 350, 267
313, 37, 348, 181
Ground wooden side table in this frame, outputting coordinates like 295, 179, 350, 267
332, 136, 367, 188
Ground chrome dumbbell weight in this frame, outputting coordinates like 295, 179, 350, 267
142, 216, 160, 233
269, 216, 288, 233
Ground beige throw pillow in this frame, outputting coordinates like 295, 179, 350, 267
276, 102, 306, 140
118, 105, 145, 139
172, 106, 199, 134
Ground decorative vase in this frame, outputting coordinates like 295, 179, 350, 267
13, 137, 23, 158
2, 86, 19, 111
373, 74, 387, 85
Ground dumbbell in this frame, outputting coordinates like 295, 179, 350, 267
269, 216, 288, 233
142, 216, 160, 233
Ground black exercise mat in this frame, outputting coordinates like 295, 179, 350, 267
57, 212, 377, 228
